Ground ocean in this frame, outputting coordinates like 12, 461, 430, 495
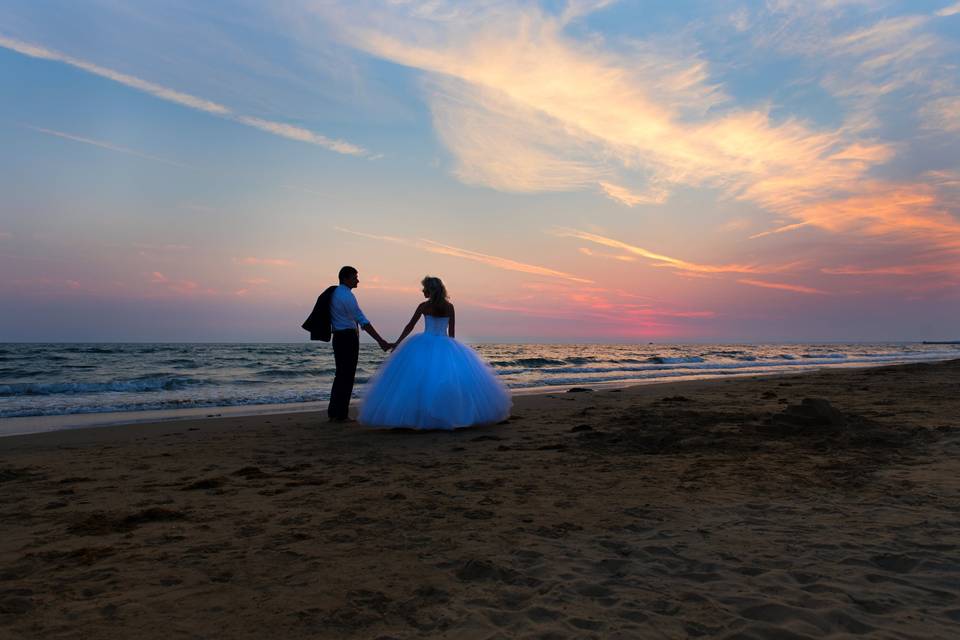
1, 342, 958, 434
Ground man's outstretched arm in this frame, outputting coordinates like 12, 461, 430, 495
361, 323, 391, 351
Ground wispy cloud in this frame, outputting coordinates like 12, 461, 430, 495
358, 276, 421, 295
1, 34, 367, 157
790, 183, 960, 248
234, 277, 272, 297
235, 257, 295, 267
578, 247, 635, 262
419, 239, 594, 283
748, 221, 813, 240
148, 271, 210, 295
134, 243, 190, 252
178, 203, 218, 214
280, 184, 330, 196
134, 242, 191, 261
304, 1, 895, 218
559, 0, 618, 26
555, 228, 775, 274
0, 35, 230, 114
24, 125, 193, 169
6, 277, 85, 294
599, 181, 669, 207
336, 226, 593, 283
558, 227, 849, 295
234, 116, 366, 156
936, 2, 960, 18
302, 2, 960, 269
737, 279, 830, 295
822, 264, 958, 276
920, 97, 960, 133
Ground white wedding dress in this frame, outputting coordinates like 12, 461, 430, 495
359, 315, 512, 429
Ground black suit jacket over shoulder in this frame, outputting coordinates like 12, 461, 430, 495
302, 285, 338, 341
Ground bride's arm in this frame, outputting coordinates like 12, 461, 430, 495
392, 303, 425, 349
448, 304, 455, 338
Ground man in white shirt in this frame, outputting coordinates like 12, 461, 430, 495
328, 266, 391, 422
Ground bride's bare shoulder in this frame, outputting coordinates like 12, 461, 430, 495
422, 301, 453, 317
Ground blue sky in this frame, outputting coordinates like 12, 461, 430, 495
2, 1, 959, 342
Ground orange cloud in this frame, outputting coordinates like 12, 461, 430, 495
310, 2, 960, 279
559, 229, 841, 295
748, 221, 813, 240
792, 182, 960, 246
737, 279, 829, 295
578, 247, 636, 262
822, 264, 959, 276
315, 2, 897, 219
336, 227, 593, 283
555, 228, 776, 274
599, 181, 669, 206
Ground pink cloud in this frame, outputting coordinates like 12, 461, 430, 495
147, 272, 212, 296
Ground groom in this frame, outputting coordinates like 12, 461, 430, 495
327, 266, 391, 423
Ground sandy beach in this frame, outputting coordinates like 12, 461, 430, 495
1, 360, 959, 639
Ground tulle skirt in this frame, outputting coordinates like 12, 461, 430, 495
359, 333, 512, 429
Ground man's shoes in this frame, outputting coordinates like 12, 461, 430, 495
327, 416, 356, 424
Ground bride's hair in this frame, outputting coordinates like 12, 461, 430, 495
421, 276, 448, 308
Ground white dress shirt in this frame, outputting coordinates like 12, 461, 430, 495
330, 284, 370, 331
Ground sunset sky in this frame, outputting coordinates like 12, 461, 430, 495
2, 1, 959, 342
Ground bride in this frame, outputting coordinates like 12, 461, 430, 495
359, 276, 512, 430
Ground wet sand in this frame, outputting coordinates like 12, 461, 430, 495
1, 360, 959, 639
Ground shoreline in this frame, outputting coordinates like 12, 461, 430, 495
3, 358, 958, 439
1, 358, 958, 638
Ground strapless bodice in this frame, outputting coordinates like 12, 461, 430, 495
424, 315, 449, 336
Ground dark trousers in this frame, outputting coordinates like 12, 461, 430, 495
328, 329, 359, 419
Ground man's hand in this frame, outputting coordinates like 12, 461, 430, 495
378, 340, 392, 352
